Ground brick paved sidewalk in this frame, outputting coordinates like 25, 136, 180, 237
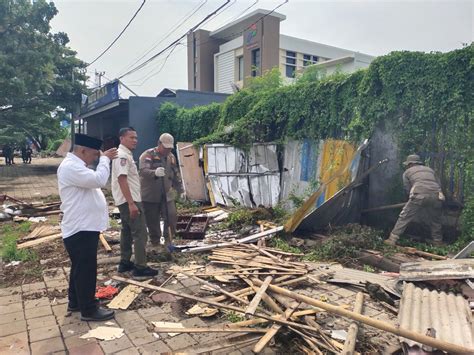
0, 157, 63, 200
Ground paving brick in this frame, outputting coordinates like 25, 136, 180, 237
52, 304, 69, 317
46, 279, 69, 290
0, 310, 25, 325
127, 330, 157, 346
147, 312, 180, 324
0, 286, 21, 297
0, 294, 22, 306
114, 310, 141, 325
30, 336, 65, 355
60, 321, 90, 338
0, 320, 27, 337
24, 297, 50, 310
180, 277, 200, 288
68, 342, 104, 355
64, 334, 97, 350
137, 306, 164, 318
21, 281, 46, 294
56, 312, 82, 326
0, 302, 23, 315
164, 333, 197, 351
43, 268, 66, 282
29, 324, 61, 343
114, 347, 140, 355
27, 315, 57, 330
138, 340, 171, 354
25, 305, 52, 319
119, 318, 148, 333
0, 331, 29, 354
99, 335, 133, 354
181, 316, 207, 328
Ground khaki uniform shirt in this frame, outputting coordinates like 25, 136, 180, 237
403, 165, 441, 196
138, 148, 183, 203
112, 144, 142, 206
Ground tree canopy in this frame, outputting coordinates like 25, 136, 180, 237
0, 0, 87, 149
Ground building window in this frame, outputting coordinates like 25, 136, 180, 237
251, 48, 260, 77
286, 51, 296, 78
312, 55, 319, 63
303, 54, 311, 66
193, 36, 197, 58
238, 56, 244, 81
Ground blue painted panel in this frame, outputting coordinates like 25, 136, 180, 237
299, 139, 318, 182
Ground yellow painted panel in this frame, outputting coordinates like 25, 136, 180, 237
319, 140, 356, 201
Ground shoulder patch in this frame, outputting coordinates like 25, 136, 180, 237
120, 158, 127, 166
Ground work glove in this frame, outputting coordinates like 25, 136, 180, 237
155, 167, 165, 177
438, 191, 445, 201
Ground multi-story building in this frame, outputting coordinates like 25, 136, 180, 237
187, 9, 374, 94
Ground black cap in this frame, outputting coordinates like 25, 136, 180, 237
74, 134, 103, 150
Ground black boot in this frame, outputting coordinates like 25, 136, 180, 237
132, 266, 158, 280
81, 307, 115, 321
118, 260, 135, 273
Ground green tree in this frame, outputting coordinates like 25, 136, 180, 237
0, 0, 87, 149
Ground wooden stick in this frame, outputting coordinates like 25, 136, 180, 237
183, 273, 249, 305
112, 276, 338, 335
361, 203, 405, 213
245, 276, 274, 317
401, 246, 447, 260
241, 278, 284, 315
17, 233, 62, 249
342, 292, 364, 355
251, 280, 474, 354
253, 303, 299, 353
99, 233, 112, 252
153, 326, 267, 334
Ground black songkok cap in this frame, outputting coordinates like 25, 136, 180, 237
74, 134, 103, 150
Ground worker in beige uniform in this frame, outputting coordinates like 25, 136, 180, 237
112, 127, 158, 279
139, 133, 183, 259
386, 154, 445, 246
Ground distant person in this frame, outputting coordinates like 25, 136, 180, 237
3, 144, 12, 165
386, 154, 445, 246
139, 133, 183, 261
21, 146, 27, 164
57, 133, 118, 321
111, 127, 158, 279
26, 146, 32, 164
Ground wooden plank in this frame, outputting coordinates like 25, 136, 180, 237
107, 280, 151, 310
245, 276, 273, 316
17, 233, 62, 249
399, 259, 474, 281
99, 233, 112, 252
240, 277, 283, 315
153, 326, 267, 334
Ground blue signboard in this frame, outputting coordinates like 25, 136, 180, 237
82, 80, 120, 113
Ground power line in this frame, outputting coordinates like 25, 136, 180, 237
87, 0, 147, 67
118, 0, 231, 80
230, 0, 259, 22
116, 0, 209, 78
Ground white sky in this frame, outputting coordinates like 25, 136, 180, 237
51, 0, 473, 97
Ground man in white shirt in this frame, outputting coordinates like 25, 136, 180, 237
57, 133, 117, 321
111, 127, 158, 279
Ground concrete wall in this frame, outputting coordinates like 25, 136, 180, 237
129, 91, 229, 160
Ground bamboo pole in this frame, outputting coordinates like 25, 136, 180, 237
342, 292, 364, 355
251, 280, 474, 354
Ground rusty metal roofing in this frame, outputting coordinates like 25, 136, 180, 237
398, 282, 474, 349
399, 259, 474, 281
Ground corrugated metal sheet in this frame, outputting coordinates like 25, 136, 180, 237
399, 282, 474, 349
399, 259, 474, 281
328, 267, 401, 297
206, 143, 280, 208
216, 51, 234, 94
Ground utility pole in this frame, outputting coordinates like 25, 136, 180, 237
95, 70, 105, 87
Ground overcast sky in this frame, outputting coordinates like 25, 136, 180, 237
51, 0, 473, 97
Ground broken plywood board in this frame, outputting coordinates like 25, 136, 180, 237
80, 326, 124, 341
399, 259, 474, 281
152, 321, 185, 336
107, 280, 151, 310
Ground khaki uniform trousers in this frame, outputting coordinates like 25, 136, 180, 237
391, 193, 443, 242
118, 202, 148, 268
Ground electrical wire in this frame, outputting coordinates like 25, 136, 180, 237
230, 0, 259, 22
87, 0, 147, 67
117, 0, 231, 80
116, 0, 208, 77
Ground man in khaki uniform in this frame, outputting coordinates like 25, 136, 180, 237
139, 133, 183, 258
386, 154, 444, 246
112, 127, 158, 279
